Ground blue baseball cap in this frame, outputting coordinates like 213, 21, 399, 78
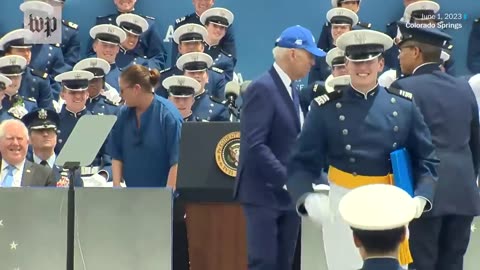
275, 25, 326, 57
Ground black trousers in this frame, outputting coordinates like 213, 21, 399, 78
409, 215, 473, 270
173, 199, 190, 270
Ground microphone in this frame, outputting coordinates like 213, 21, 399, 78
225, 81, 240, 108
240, 80, 252, 95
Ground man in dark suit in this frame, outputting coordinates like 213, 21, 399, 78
0, 119, 55, 187
234, 25, 325, 270
21, 108, 83, 187
392, 22, 480, 270
339, 184, 417, 270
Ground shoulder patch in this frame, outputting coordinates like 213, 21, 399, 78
30, 69, 48, 79
358, 22, 372, 29
209, 96, 224, 104
104, 98, 119, 106
386, 87, 413, 100
63, 20, 78, 29
175, 16, 186, 24
314, 91, 342, 106
26, 96, 37, 103
160, 67, 172, 74
220, 49, 233, 58
211, 67, 224, 74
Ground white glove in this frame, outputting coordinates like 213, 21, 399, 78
52, 98, 65, 113
304, 193, 330, 226
82, 173, 108, 187
102, 89, 122, 104
413, 197, 427, 218
8, 105, 28, 119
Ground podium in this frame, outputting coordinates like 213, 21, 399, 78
177, 122, 247, 270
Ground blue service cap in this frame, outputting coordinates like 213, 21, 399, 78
397, 21, 451, 47
275, 25, 326, 57
22, 108, 60, 130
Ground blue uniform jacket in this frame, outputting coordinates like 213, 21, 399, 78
467, 18, 480, 74
61, 20, 81, 69
155, 66, 226, 100
192, 91, 230, 121
88, 12, 167, 70
105, 63, 121, 93
55, 106, 112, 181
86, 94, 120, 116
30, 43, 69, 77
203, 43, 236, 81
391, 63, 480, 216
384, 21, 456, 75
299, 81, 327, 115
361, 258, 403, 270
116, 46, 149, 69
234, 67, 301, 209
26, 150, 83, 187
286, 85, 439, 211
171, 12, 236, 66
19, 68, 54, 109
308, 56, 330, 84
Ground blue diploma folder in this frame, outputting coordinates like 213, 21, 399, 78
390, 148, 414, 196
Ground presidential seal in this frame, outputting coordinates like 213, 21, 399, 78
215, 131, 240, 177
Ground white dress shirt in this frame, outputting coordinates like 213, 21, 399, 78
33, 152, 56, 168
273, 62, 304, 127
0, 159, 26, 187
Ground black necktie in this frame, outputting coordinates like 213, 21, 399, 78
40, 160, 49, 167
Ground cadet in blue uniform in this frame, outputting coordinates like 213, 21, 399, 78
30, 43, 69, 77
88, 24, 126, 93
0, 55, 38, 119
54, 70, 112, 181
109, 65, 182, 188
115, 13, 150, 69
303, 48, 347, 113
156, 24, 227, 100
52, 0, 81, 69
171, 0, 236, 66
0, 74, 12, 122
467, 17, 480, 74
73, 58, 120, 115
22, 108, 83, 187
286, 30, 438, 270
392, 23, 480, 270
200, 7, 236, 81
317, 0, 371, 52
88, 0, 167, 70
308, 8, 356, 84
163, 75, 205, 122
0, 29, 55, 108
339, 184, 417, 270
177, 52, 230, 121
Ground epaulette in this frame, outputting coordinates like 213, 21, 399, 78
314, 91, 342, 106
140, 14, 155, 20
324, 22, 331, 27
357, 22, 372, 29
160, 67, 172, 74
209, 96, 224, 104
386, 21, 396, 27
211, 67, 224, 74
25, 96, 37, 103
175, 16, 186, 24
30, 69, 48, 79
104, 97, 119, 106
445, 44, 454, 50
196, 117, 209, 122
220, 49, 233, 58
386, 87, 413, 101
62, 20, 78, 30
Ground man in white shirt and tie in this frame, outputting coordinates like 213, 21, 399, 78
0, 119, 55, 187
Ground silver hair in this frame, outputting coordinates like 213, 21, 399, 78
272, 46, 291, 61
0, 119, 29, 140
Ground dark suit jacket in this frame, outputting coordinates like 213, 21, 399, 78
20, 160, 56, 187
234, 66, 301, 209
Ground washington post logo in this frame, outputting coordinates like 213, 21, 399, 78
22, 0, 62, 44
